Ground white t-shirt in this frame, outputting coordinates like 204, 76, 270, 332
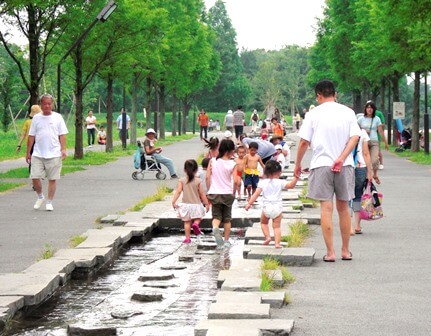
355, 129, 370, 168
357, 116, 382, 141
29, 112, 68, 159
298, 101, 361, 169
257, 178, 287, 207
207, 158, 236, 195
86, 115, 97, 129
275, 152, 286, 167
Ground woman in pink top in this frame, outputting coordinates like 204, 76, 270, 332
172, 160, 210, 243
206, 139, 240, 248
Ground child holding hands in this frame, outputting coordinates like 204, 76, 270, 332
172, 159, 210, 243
245, 160, 298, 248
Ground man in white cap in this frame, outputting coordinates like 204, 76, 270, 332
143, 128, 178, 178
224, 130, 233, 139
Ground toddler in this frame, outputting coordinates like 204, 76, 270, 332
234, 145, 246, 200
243, 142, 264, 201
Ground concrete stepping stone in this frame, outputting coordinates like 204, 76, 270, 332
114, 211, 146, 225
246, 239, 288, 247
245, 246, 315, 266
160, 265, 187, 270
288, 212, 321, 224
111, 309, 143, 319
131, 292, 163, 302
208, 302, 270, 319
206, 327, 260, 336
220, 277, 261, 292
179, 256, 194, 262
67, 325, 117, 335
213, 291, 285, 308
195, 250, 216, 255
138, 273, 174, 281
99, 214, 119, 223
197, 242, 217, 250
194, 319, 294, 336
142, 282, 178, 289
54, 247, 114, 269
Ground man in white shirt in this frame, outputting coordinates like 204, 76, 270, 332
294, 80, 361, 262
26, 94, 68, 211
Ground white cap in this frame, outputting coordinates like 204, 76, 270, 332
227, 110, 233, 114
146, 128, 156, 134
275, 144, 283, 150
224, 130, 233, 138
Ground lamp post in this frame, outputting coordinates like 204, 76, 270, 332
57, 0, 117, 113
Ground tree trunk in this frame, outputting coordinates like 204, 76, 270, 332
131, 72, 139, 145
183, 101, 190, 133
352, 90, 361, 113
27, 5, 40, 105
159, 84, 165, 139
105, 74, 114, 152
73, 44, 84, 159
411, 71, 421, 152
144, 76, 152, 129
172, 95, 177, 136
380, 79, 386, 112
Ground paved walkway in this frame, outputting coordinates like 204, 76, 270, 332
0, 135, 208, 273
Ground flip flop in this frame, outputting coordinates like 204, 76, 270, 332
341, 252, 353, 261
323, 255, 335, 262
355, 229, 362, 234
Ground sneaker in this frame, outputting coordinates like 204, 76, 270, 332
191, 223, 202, 235
171, 174, 178, 179
88, 145, 93, 148
212, 228, 224, 247
379, 164, 384, 170
223, 240, 231, 248
33, 197, 45, 210
182, 238, 191, 244
45, 203, 54, 211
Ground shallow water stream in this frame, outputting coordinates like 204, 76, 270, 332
9, 232, 244, 336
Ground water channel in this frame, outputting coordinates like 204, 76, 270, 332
9, 230, 245, 336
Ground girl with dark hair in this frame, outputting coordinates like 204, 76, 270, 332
204, 136, 220, 158
206, 139, 240, 248
172, 159, 210, 244
245, 160, 298, 248
358, 102, 389, 184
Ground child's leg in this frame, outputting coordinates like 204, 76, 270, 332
272, 214, 283, 248
260, 212, 271, 245
223, 221, 231, 241
184, 220, 192, 242
191, 218, 202, 235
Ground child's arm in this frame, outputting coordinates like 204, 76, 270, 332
206, 160, 212, 190
232, 164, 240, 193
171, 181, 183, 209
245, 187, 262, 210
284, 176, 299, 190
198, 182, 210, 212
258, 155, 265, 169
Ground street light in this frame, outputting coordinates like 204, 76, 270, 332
57, 0, 117, 113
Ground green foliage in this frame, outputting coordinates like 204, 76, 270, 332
0, 181, 26, 193
261, 256, 281, 270
260, 272, 274, 291
69, 235, 87, 248
37, 243, 55, 261
129, 184, 173, 212
281, 220, 311, 247
392, 147, 431, 165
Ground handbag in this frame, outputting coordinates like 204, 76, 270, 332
359, 180, 383, 221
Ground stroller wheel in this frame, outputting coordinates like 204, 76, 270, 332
156, 172, 167, 180
132, 172, 139, 180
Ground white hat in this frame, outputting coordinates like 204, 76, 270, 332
224, 130, 233, 138
227, 110, 233, 114
275, 144, 283, 150
146, 128, 156, 134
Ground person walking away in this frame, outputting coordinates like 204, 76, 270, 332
294, 79, 361, 261
143, 128, 178, 179
172, 159, 210, 243
350, 127, 373, 235
234, 145, 246, 200
206, 139, 240, 248
243, 142, 265, 201
233, 106, 245, 140
250, 109, 259, 133
245, 160, 298, 248
224, 110, 234, 132
26, 94, 68, 211
116, 107, 130, 143
271, 117, 284, 137
198, 109, 209, 140
294, 112, 301, 132
197, 158, 210, 195
86, 110, 97, 147
357, 101, 389, 185
273, 107, 281, 122
97, 126, 107, 145
17, 104, 41, 188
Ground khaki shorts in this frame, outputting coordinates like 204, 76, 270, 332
30, 156, 62, 180
307, 166, 354, 202
207, 194, 235, 223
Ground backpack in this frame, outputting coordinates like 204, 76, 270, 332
134, 147, 141, 169
252, 113, 258, 122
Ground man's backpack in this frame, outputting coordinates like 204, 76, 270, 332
252, 113, 258, 122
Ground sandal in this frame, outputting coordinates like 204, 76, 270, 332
373, 176, 381, 184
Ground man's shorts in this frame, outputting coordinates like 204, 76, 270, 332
207, 194, 235, 223
307, 166, 354, 202
244, 174, 259, 189
30, 156, 62, 180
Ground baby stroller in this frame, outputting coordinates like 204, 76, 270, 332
395, 128, 412, 152
132, 140, 167, 180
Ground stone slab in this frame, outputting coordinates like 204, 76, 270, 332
246, 240, 288, 247
114, 211, 147, 225
217, 269, 260, 288
194, 319, 295, 336
214, 292, 262, 305
99, 214, 119, 223
208, 302, 270, 319
220, 277, 261, 292
75, 230, 122, 249
123, 218, 158, 230
0, 273, 60, 306
0, 296, 25, 313
21, 258, 75, 276
245, 246, 315, 266
67, 325, 117, 335
53, 247, 114, 268
206, 327, 260, 336
288, 212, 321, 225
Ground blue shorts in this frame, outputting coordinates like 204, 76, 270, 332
244, 174, 259, 189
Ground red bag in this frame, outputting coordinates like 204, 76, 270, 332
359, 181, 383, 221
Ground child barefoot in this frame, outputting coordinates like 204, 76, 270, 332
245, 160, 298, 248
234, 145, 246, 200
172, 160, 210, 243
206, 139, 240, 248
243, 142, 265, 202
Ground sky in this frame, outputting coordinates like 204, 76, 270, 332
204, 0, 327, 50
